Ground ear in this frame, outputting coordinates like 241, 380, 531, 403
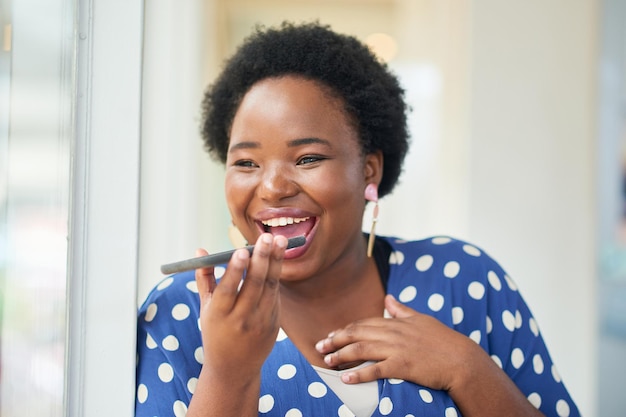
364, 150, 384, 186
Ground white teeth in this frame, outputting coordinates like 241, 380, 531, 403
261, 217, 309, 227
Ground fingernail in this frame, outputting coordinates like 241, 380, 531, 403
341, 373, 353, 383
275, 235, 287, 249
324, 354, 332, 365
315, 340, 324, 351
262, 234, 273, 244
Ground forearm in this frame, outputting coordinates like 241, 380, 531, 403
186, 366, 261, 417
448, 341, 543, 417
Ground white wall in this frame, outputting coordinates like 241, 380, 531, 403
467, 2, 598, 415
139, 0, 231, 302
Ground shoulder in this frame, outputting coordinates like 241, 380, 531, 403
382, 235, 508, 277
138, 270, 201, 325
136, 270, 203, 367
136, 271, 204, 414
381, 235, 521, 315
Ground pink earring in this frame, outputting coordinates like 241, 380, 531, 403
365, 183, 379, 258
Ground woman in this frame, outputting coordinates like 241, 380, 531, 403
135, 22, 580, 417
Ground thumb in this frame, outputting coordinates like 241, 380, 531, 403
385, 294, 414, 319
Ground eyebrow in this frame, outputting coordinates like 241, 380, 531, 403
228, 141, 260, 152
287, 137, 331, 148
228, 137, 331, 153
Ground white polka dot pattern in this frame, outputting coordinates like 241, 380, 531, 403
469, 330, 481, 344
187, 377, 197, 394
378, 397, 393, 415
162, 335, 179, 351
136, 383, 148, 404
530, 317, 540, 336
432, 236, 451, 245
145, 333, 157, 349
185, 280, 198, 293
173, 400, 187, 417
337, 404, 355, 417
552, 365, 562, 383
389, 251, 405, 265
452, 306, 464, 325
193, 346, 203, 364
445, 407, 459, 417
502, 310, 516, 332
157, 277, 173, 290
144, 303, 157, 322
171, 303, 190, 321
427, 293, 444, 311
486, 315, 493, 334
258, 394, 274, 413
557, 399, 571, 417
534, 354, 545, 374
398, 285, 417, 303
488, 270, 502, 290
277, 364, 297, 380
468, 281, 486, 300
285, 408, 302, 417
419, 389, 433, 403
415, 254, 434, 272
135, 236, 581, 417
491, 354, 503, 368
443, 261, 460, 278
157, 363, 174, 383
462, 244, 481, 257
528, 392, 542, 408
511, 348, 525, 369
307, 381, 327, 398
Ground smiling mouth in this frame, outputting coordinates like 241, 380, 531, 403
260, 216, 315, 237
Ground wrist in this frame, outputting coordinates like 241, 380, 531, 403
187, 366, 262, 417
446, 337, 488, 392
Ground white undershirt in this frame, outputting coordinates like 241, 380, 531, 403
312, 361, 379, 417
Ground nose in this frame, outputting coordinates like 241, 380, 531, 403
256, 163, 299, 202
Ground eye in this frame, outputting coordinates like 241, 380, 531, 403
297, 155, 326, 165
233, 159, 258, 168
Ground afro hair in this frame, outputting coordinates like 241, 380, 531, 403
200, 21, 409, 198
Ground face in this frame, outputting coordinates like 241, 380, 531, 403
225, 76, 382, 280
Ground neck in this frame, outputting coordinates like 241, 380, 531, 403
278, 250, 384, 368
280, 234, 373, 300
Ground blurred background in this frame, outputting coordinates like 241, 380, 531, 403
1, 0, 625, 416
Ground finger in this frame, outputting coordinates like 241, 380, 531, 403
211, 247, 250, 312
257, 235, 287, 311
235, 233, 273, 310
321, 339, 388, 370
340, 361, 390, 384
315, 319, 390, 354
194, 248, 216, 302
385, 294, 415, 319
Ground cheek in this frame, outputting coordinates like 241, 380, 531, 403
310, 167, 365, 211
224, 174, 251, 216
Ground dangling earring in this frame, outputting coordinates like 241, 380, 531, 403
365, 183, 379, 258
228, 222, 248, 249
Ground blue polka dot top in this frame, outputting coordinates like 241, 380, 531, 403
135, 236, 580, 417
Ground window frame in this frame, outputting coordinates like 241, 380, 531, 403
66, 0, 144, 415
